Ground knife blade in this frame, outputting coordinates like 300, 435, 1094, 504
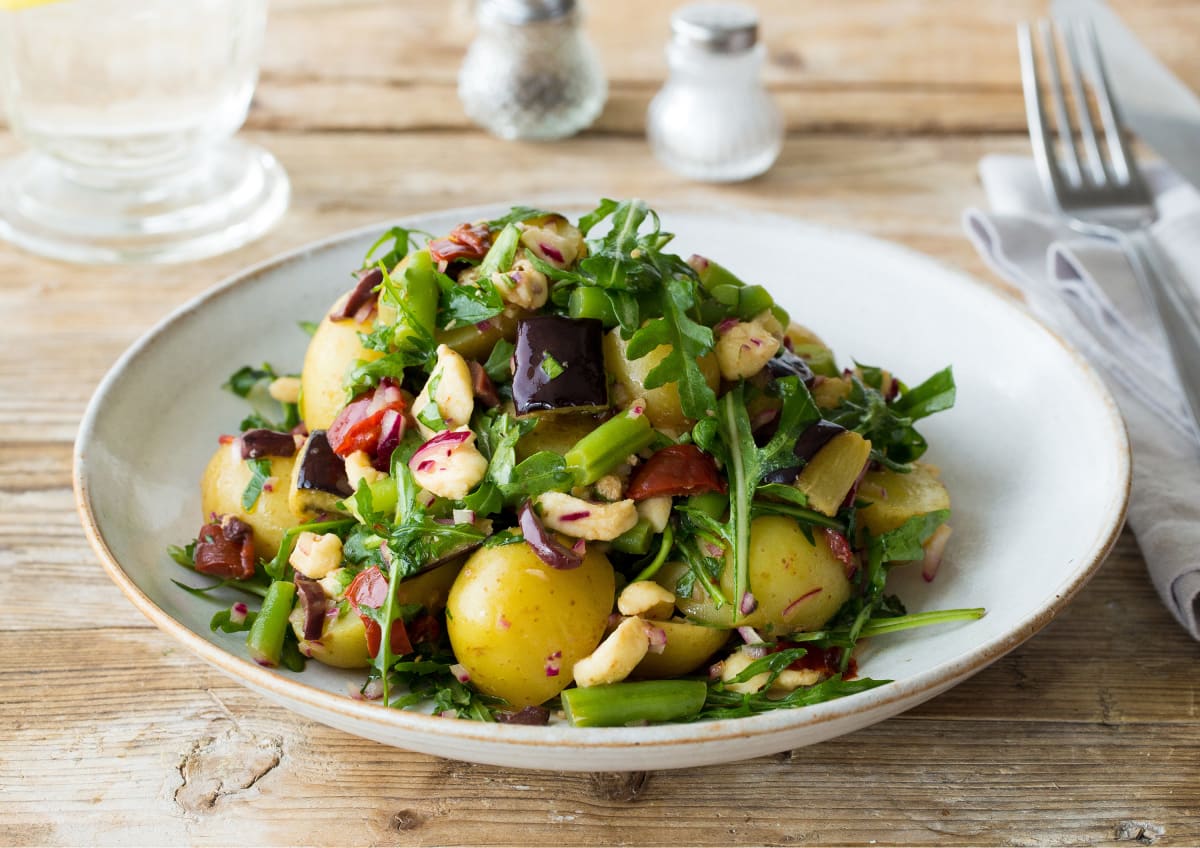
1052, 0, 1200, 193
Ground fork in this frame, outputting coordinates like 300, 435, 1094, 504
1018, 18, 1200, 434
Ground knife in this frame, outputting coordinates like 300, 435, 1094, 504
1052, 0, 1200, 193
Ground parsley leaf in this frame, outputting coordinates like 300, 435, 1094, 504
483, 339, 515, 384
363, 225, 420, 270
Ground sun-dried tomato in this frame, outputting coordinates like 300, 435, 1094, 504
626, 444, 727, 501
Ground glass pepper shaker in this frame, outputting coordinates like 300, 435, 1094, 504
458, 0, 607, 141
647, 3, 783, 181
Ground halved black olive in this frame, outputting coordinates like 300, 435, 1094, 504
239, 429, 297, 459
512, 316, 607, 415
794, 419, 847, 463
294, 574, 328, 641
766, 349, 816, 386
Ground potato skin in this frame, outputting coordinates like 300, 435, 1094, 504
200, 444, 300, 560
857, 464, 950, 536
633, 619, 730, 679
668, 516, 852, 635
603, 329, 719, 432
299, 293, 380, 431
291, 604, 371, 669
446, 542, 615, 708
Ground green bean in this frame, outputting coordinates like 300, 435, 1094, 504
568, 286, 618, 326
246, 580, 296, 668
736, 285, 774, 320
694, 257, 748, 294
561, 680, 708, 727
686, 492, 729, 520
792, 343, 839, 377
564, 406, 655, 485
611, 518, 654, 555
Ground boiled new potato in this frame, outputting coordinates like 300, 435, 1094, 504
200, 444, 300, 560
515, 412, 601, 461
299, 292, 381, 431
291, 563, 463, 669
663, 516, 851, 635
633, 619, 730, 679
857, 464, 950, 536
603, 329, 720, 432
291, 604, 371, 669
446, 541, 615, 707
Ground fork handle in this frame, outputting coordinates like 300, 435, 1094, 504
1121, 229, 1200, 436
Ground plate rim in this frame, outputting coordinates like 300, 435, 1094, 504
73, 200, 1132, 758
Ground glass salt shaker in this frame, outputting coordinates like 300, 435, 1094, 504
458, 0, 607, 141
648, 3, 783, 181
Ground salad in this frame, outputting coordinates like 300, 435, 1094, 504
172, 200, 981, 727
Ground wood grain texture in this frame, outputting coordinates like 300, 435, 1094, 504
2, 0, 1200, 845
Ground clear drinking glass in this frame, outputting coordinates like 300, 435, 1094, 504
0, 0, 289, 264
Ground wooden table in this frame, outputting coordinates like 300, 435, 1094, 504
3, 1, 1199, 844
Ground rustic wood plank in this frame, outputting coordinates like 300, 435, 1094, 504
1, 622, 1196, 846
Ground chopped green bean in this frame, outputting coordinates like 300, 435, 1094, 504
561, 680, 707, 727
686, 492, 729, 520
694, 257, 747, 293
246, 581, 296, 668
387, 249, 439, 347
792, 343, 839, 377
564, 406, 655, 485
568, 287, 618, 326
611, 518, 654, 555
736, 285, 774, 320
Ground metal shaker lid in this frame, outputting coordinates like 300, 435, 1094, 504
479, 0, 576, 25
671, 3, 759, 53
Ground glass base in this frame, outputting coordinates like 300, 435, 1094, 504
0, 140, 289, 264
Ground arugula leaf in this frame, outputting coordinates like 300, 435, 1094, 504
210, 606, 258, 634
715, 386, 756, 610
892, 366, 956, 421
488, 205, 552, 229
387, 654, 500, 720
700, 674, 889, 719
298, 320, 320, 337
825, 366, 954, 470
578, 199, 651, 292
224, 363, 276, 398
463, 481, 504, 517
363, 225, 419, 270
168, 542, 196, 567
241, 457, 273, 512
264, 518, 356, 580
626, 276, 716, 420
474, 410, 536, 490
756, 377, 820, 479
577, 198, 619, 236
478, 223, 521, 279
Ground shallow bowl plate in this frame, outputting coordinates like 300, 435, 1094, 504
75, 204, 1130, 771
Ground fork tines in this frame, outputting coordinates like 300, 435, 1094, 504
1018, 18, 1147, 204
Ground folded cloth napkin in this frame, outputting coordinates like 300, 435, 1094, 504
964, 153, 1200, 640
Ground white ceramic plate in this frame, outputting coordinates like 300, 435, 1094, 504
75, 204, 1130, 771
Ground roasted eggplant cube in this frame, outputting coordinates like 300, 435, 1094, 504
512, 316, 608, 415
289, 430, 353, 518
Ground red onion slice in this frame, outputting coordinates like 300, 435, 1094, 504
739, 591, 758, 616
646, 625, 668, 654
538, 242, 565, 263
409, 429, 473, 475
782, 587, 822, 620
518, 501, 583, 570
921, 524, 953, 582
373, 408, 406, 471
737, 625, 764, 645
